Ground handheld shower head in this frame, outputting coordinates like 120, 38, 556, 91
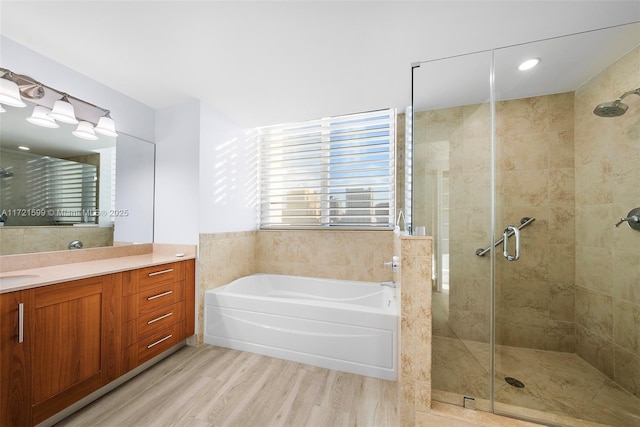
594, 88, 640, 117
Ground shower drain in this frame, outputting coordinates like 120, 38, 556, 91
505, 377, 525, 388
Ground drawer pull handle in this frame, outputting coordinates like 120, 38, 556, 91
147, 312, 173, 324
18, 303, 24, 343
148, 268, 174, 277
147, 290, 173, 301
147, 334, 173, 349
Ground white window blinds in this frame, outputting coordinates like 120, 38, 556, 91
259, 109, 396, 228
26, 157, 98, 225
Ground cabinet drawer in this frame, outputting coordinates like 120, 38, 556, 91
138, 263, 180, 291
138, 281, 184, 316
136, 322, 183, 365
123, 302, 185, 346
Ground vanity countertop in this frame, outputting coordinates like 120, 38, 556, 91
0, 245, 196, 294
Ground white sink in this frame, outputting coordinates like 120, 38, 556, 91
0, 274, 40, 287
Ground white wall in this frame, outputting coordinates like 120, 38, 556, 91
153, 101, 200, 245
154, 100, 258, 241
199, 103, 257, 233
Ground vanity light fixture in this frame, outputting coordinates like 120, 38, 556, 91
518, 58, 541, 71
27, 105, 60, 128
49, 94, 79, 124
94, 112, 118, 137
72, 121, 99, 140
0, 67, 117, 139
0, 73, 27, 107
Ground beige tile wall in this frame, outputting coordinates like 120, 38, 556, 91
0, 225, 114, 255
413, 94, 576, 351
197, 231, 257, 344
197, 229, 397, 344
256, 230, 395, 282
398, 235, 433, 426
494, 92, 576, 352
574, 46, 640, 397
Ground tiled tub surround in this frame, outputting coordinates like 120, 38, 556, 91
0, 225, 114, 255
397, 235, 433, 426
197, 230, 396, 345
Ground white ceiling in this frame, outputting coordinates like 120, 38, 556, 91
1, 1, 640, 129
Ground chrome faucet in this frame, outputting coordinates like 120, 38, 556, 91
380, 281, 397, 288
68, 240, 83, 250
383, 255, 399, 272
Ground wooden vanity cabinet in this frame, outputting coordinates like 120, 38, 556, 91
121, 259, 195, 374
0, 289, 33, 426
0, 274, 122, 426
30, 274, 123, 425
0, 259, 195, 427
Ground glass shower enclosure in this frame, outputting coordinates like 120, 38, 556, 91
410, 23, 640, 426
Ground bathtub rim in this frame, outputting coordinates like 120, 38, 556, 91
209, 272, 398, 315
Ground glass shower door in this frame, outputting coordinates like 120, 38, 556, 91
491, 24, 640, 426
413, 22, 640, 427
412, 50, 495, 411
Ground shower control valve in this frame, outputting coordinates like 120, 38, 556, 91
614, 208, 640, 231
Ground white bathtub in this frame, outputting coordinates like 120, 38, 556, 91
204, 273, 398, 380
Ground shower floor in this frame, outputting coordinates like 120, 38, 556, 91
432, 335, 640, 426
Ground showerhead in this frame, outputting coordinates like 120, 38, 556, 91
593, 100, 629, 117
0, 167, 14, 178
594, 88, 640, 117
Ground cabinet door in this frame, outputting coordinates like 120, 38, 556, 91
29, 274, 121, 425
0, 290, 33, 427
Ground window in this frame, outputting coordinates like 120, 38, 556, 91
26, 156, 98, 225
259, 109, 396, 228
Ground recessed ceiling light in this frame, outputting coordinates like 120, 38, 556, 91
518, 58, 540, 71
18, 146, 30, 151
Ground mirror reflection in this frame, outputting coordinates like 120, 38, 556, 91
0, 102, 154, 255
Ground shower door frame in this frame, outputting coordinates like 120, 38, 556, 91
410, 22, 640, 427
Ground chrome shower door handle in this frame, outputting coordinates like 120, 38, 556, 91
503, 226, 520, 261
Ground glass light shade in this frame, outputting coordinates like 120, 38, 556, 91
26, 106, 60, 128
0, 77, 26, 107
49, 96, 78, 124
72, 121, 99, 140
94, 115, 118, 137
0, 104, 5, 113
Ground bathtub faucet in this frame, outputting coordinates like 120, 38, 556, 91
383, 256, 399, 272
380, 281, 397, 288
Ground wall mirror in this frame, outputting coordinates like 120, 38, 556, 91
0, 104, 155, 255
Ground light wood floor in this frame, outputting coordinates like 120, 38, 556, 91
57, 344, 400, 427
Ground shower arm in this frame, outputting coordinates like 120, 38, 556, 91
617, 88, 640, 101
